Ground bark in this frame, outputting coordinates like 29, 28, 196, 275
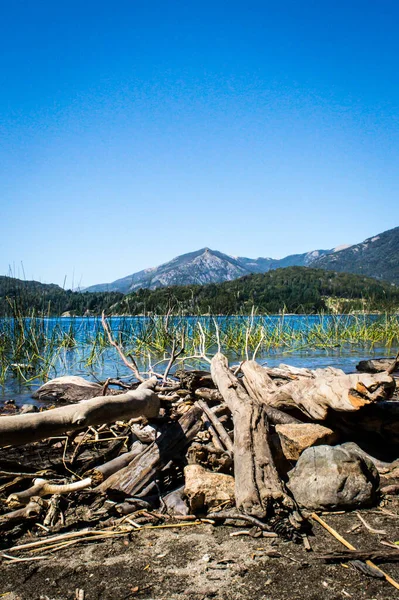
211, 353, 294, 518
98, 405, 202, 496
241, 360, 394, 420
0, 377, 160, 447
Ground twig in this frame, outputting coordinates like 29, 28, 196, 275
386, 349, 399, 374
101, 311, 144, 382
207, 511, 277, 535
356, 513, 387, 535
311, 513, 399, 591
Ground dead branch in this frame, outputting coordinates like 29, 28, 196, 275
0, 377, 159, 447
101, 311, 144, 382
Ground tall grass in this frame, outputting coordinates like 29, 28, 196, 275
0, 310, 398, 387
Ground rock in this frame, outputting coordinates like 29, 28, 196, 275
275, 423, 337, 461
356, 357, 398, 373
184, 464, 235, 512
287, 444, 379, 510
162, 487, 189, 516
19, 404, 38, 414
32, 376, 104, 403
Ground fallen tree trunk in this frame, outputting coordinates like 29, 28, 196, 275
211, 353, 294, 518
98, 405, 202, 496
0, 377, 160, 447
241, 360, 395, 420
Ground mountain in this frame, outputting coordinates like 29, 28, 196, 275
313, 226, 399, 284
0, 276, 122, 316
85, 247, 333, 294
112, 267, 399, 315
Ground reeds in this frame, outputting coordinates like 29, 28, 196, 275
0, 311, 398, 388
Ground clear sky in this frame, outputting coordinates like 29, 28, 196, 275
1, 1, 398, 288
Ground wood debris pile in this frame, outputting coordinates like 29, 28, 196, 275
1, 322, 399, 591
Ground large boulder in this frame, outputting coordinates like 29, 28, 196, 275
287, 444, 379, 510
184, 464, 235, 513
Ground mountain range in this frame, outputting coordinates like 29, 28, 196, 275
84, 225, 399, 293
84, 246, 342, 293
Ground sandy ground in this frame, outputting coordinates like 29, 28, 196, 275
1, 498, 399, 600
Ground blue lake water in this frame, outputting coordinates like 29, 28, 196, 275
1, 315, 397, 407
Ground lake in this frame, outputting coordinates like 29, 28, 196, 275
1, 314, 397, 407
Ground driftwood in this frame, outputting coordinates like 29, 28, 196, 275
98, 405, 202, 496
241, 360, 394, 420
7, 477, 92, 507
197, 400, 234, 453
318, 550, 399, 564
32, 376, 104, 403
194, 388, 223, 402
175, 370, 215, 392
241, 362, 301, 425
357, 354, 399, 374
0, 377, 160, 447
0, 497, 47, 528
211, 353, 294, 518
88, 441, 146, 485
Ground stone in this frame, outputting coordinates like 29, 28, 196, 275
184, 464, 235, 512
275, 423, 337, 461
287, 444, 379, 510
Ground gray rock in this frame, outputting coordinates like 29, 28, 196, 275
287, 444, 379, 510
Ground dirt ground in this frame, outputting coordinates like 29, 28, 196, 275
1, 498, 399, 600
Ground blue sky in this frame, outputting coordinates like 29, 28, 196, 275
1, 1, 398, 287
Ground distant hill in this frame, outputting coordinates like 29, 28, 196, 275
84, 246, 333, 294
0, 276, 122, 316
111, 267, 399, 315
313, 226, 399, 284
84, 225, 399, 293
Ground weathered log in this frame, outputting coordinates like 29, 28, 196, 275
241, 360, 394, 420
211, 353, 294, 518
194, 388, 223, 403
175, 370, 215, 392
0, 377, 160, 447
98, 405, 202, 496
87, 441, 146, 485
241, 361, 301, 424
32, 376, 104, 403
196, 400, 234, 453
